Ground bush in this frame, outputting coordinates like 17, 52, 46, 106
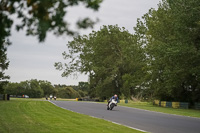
57, 87, 80, 98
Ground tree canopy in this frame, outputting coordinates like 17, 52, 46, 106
134, 0, 200, 102
0, 41, 9, 93
55, 25, 146, 100
56, 0, 200, 104
4, 79, 44, 98
4, 79, 84, 98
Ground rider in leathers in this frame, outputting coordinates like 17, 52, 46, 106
107, 94, 118, 106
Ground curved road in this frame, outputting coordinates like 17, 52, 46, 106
50, 101, 200, 133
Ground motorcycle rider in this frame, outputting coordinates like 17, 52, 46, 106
107, 94, 118, 106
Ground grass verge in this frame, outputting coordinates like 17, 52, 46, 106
0, 99, 143, 133
118, 101, 200, 118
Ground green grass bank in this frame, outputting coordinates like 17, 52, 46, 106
0, 99, 143, 133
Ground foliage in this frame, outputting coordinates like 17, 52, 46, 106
0, 41, 10, 93
56, 87, 80, 98
4, 82, 18, 95
77, 82, 89, 97
39, 80, 56, 96
55, 0, 200, 103
78, 89, 88, 97
4, 79, 44, 98
26, 79, 44, 98
0, 4, 12, 93
4, 80, 86, 98
0, 0, 103, 93
78, 82, 89, 91
55, 25, 146, 99
0, 0, 103, 43
134, 0, 200, 102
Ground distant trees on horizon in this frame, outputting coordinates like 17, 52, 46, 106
3, 79, 89, 98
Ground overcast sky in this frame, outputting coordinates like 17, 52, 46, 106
6, 0, 161, 85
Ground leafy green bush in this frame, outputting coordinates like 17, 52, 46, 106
57, 87, 80, 98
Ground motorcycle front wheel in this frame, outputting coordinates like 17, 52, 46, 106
110, 103, 114, 110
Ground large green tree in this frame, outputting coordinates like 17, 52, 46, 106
4, 82, 19, 95
55, 25, 146, 99
19, 79, 44, 98
56, 87, 80, 98
39, 80, 56, 96
0, 41, 10, 93
135, 0, 200, 102
4, 79, 44, 98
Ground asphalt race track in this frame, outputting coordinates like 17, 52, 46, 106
50, 101, 200, 133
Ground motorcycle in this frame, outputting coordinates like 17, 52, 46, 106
107, 99, 117, 110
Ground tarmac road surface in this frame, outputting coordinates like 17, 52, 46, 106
50, 101, 200, 133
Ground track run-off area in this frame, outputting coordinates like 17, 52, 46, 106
50, 101, 200, 133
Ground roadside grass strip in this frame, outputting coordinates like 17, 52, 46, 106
118, 101, 200, 118
0, 99, 144, 133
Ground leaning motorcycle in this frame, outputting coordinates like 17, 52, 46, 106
107, 99, 117, 110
